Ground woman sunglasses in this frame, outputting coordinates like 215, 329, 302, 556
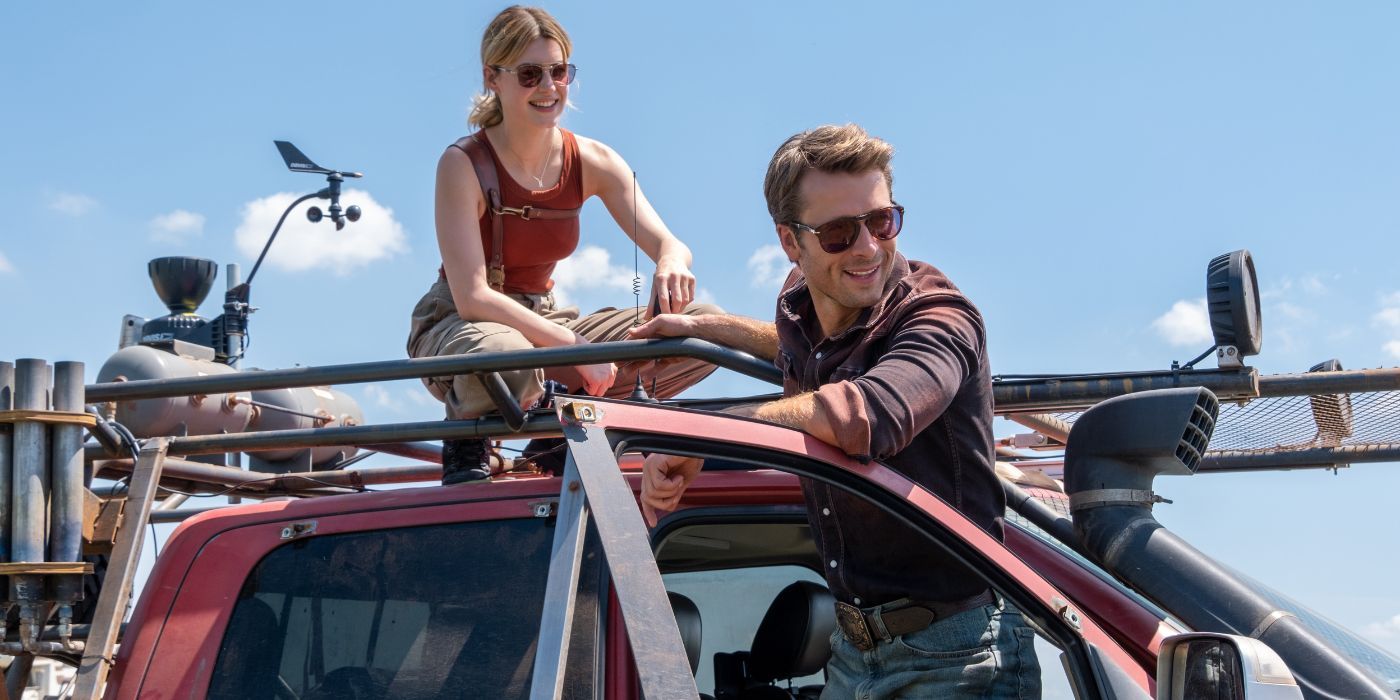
786, 204, 904, 254
495, 62, 578, 88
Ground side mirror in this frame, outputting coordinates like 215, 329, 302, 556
1157, 633, 1302, 700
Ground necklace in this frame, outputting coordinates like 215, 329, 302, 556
507, 130, 557, 188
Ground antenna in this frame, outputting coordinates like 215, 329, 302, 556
627, 170, 656, 403
632, 170, 642, 325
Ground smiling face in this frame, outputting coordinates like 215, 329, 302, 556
483, 37, 567, 129
779, 169, 897, 337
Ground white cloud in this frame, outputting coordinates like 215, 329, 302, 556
149, 209, 206, 244
363, 385, 402, 411
47, 191, 97, 216
1271, 301, 1308, 321
0, 251, 12, 274
1300, 275, 1327, 295
748, 244, 792, 288
550, 245, 635, 307
1151, 298, 1213, 347
1375, 307, 1400, 330
233, 189, 407, 275
1375, 293, 1400, 359
1362, 613, 1400, 640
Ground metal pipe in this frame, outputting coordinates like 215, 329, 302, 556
10, 361, 48, 563
84, 338, 783, 402
6, 654, 34, 699
992, 367, 1259, 414
165, 412, 562, 457
1000, 479, 1080, 555
156, 492, 191, 511
479, 371, 527, 431
1256, 366, 1400, 397
225, 263, 242, 370
1006, 413, 1071, 444
0, 361, 13, 565
361, 440, 443, 463
51, 368, 85, 540
50, 362, 86, 637
1197, 443, 1400, 472
10, 359, 49, 652
95, 457, 444, 494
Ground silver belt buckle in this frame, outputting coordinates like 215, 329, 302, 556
835, 602, 874, 651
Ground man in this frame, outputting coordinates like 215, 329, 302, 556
631, 124, 1041, 698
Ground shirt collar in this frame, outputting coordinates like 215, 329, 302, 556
779, 253, 912, 344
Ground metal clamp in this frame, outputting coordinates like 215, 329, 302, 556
1069, 488, 1171, 511
561, 401, 600, 423
496, 204, 535, 220
0, 409, 98, 428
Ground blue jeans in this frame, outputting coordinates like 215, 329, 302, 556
822, 596, 1042, 699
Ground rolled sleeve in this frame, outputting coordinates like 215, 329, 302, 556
813, 380, 872, 460
838, 300, 985, 460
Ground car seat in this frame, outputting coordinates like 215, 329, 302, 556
669, 591, 704, 676
712, 581, 836, 700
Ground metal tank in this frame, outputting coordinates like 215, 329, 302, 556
95, 345, 253, 437
247, 383, 363, 467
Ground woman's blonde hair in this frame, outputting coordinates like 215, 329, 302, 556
763, 124, 895, 226
469, 6, 573, 129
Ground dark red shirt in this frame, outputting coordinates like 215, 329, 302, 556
775, 253, 1004, 606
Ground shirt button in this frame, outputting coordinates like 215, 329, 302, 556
853, 597, 862, 606
815, 351, 824, 359
822, 508, 831, 516
829, 560, 838, 569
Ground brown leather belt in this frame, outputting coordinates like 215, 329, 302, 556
835, 590, 996, 651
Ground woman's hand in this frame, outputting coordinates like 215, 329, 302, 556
651, 255, 697, 316
571, 332, 618, 396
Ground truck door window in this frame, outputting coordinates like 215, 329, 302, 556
664, 565, 827, 694
207, 517, 602, 699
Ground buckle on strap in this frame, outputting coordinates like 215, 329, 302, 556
496, 204, 534, 220
834, 602, 875, 652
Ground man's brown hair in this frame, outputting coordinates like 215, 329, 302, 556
763, 124, 895, 225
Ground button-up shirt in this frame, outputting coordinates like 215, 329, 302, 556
775, 254, 1004, 605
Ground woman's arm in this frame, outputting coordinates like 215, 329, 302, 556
576, 136, 697, 314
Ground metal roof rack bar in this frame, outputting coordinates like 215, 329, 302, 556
84, 338, 782, 402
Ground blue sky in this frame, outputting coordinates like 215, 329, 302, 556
3, 2, 1399, 657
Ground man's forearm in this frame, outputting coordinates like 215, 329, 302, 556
735, 392, 839, 447
693, 315, 780, 362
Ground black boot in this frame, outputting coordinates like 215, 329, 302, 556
441, 438, 491, 485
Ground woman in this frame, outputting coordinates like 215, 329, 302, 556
408, 6, 718, 484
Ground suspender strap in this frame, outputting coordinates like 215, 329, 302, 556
452, 132, 583, 292
458, 134, 508, 290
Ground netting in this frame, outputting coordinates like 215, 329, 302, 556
1048, 389, 1400, 459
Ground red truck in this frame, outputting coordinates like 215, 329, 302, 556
4, 246, 1399, 698
83, 390, 1399, 699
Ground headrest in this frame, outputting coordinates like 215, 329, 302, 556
747, 581, 836, 682
668, 591, 703, 674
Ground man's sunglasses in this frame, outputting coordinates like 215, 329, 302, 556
787, 204, 904, 254
494, 62, 578, 88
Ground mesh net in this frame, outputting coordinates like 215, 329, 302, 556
1046, 388, 1400, 462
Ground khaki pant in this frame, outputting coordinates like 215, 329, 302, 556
407, 278, 721, 419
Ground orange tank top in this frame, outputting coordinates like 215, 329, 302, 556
468, 129, 584, 294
